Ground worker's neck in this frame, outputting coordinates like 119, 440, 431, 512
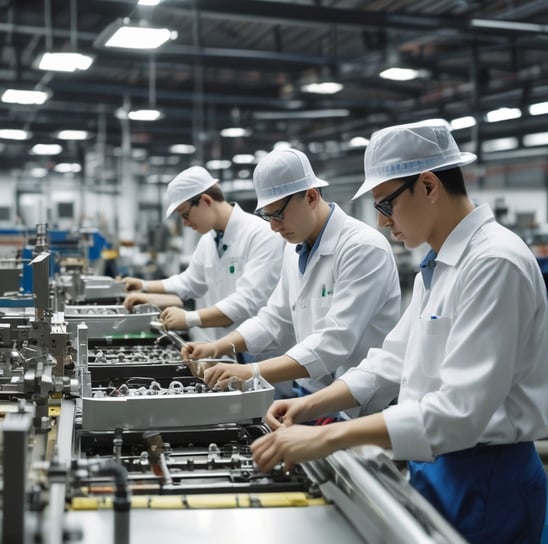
306, 200, 331, 246
213, 201, 235, 232
428, 196, 474, 253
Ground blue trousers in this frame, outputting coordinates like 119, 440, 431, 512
409, 442, 546, 544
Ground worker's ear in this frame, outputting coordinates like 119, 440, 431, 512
306, 188, 320, 207
419, 172, 440, 202
201, 194, 213, 206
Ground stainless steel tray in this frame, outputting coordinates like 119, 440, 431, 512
80, 376, 275, 431
64, 304, 160, 338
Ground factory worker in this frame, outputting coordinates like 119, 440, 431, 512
250, 119, 548, 544
123, 165, 285, 343
182, 148, 401, 401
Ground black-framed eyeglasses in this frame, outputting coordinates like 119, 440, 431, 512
255, 194, 295, 223
374, 175, 419, 217
179, 195, 202, 221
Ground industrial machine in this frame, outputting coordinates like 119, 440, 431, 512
0, 228, 468, 544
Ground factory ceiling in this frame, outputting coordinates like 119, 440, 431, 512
2, 0, 548, 189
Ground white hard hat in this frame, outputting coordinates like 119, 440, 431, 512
165, 166, 218, 218
352, 118, 477, 199
253, 148, 329, 210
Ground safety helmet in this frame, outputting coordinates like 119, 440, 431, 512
165, 166, 218, 218
253, 148, 329, 210
353, 118, 477, 199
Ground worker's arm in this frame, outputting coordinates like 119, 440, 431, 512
160, 305, 234, 330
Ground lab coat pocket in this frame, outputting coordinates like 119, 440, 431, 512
309, 296, 332, 331
418, 317, 451, 378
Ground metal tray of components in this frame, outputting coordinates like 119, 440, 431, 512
64, 304, 159, 338
80, 376, 275, 431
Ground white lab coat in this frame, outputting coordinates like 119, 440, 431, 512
162, 203, 285, 341
341, 204, 548, 461
238, 204, 401, 393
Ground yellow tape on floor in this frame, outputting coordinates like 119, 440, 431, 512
71, 492, 327, 510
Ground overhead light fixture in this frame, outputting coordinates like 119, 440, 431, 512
0, 129, 32, 140
482, 137, 518, 153
206, 159, 231, 170
450, 116, 477, 130
115, 56, 164, 121
57, 130, 89, 140
523, 132, 548, 147
170, 144, 196, 154
470, 18, 546, 33
232, 154, 256, 165
138, 0, 162, 5
220, 127, 250, 138
31, 143, 63, 156
485, 107, 521, 123
54, 162, 81, 173
379, 67, 421, 81
300, 82, 343, 95
36, 52, 93, 72
129, 108, 163, 121
96, 18, 177, 50
36, 1, 93, 72
2, 88, 50, 105
529, 101, 548, 116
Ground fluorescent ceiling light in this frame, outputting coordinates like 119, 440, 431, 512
2, 89, 50, 105
523, 132, 548, 147
36, 52, 93, 72
128, 108, 163, 121
232, 154, 256, 165
138, 0, 162, 4
115, 107, 163, 121
54, 162, 81, 173
481, 137, 518, 153
301, 82, 343, 95
220, 127, 250, 138
486, 107, 521, 122
100, 21, 176, 49
379, 67, 420, 81
57, 130, 89, 140
206, 159, 231, 170
170, 144, 196, 154
349, 136, 369, 148
31, 144, 63, 156
0, 129, 32, 140
470, 18, 546, 33
450, 116, 477, 130
529, 101, 548, 116
254, 109, 349, 120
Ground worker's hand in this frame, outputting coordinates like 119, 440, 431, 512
160, 307, 187, 329
123, 292, 153, 311
251, 424, 336, 473
122, 277, 144, 292
181, 341, 217, 361
202, 362, 252, 389
264, 397, 313, 431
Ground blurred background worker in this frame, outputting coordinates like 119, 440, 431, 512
250, 119, 548, 544
122, 165, 285, 346
182, 148, 401, 404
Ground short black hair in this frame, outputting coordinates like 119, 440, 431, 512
197, 183, 225, 202
403, 167, 466, 197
